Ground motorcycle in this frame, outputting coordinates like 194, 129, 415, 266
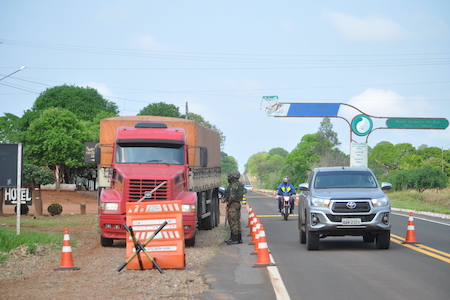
279, 192, 294, 221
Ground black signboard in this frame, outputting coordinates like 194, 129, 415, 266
0, 144, 22, 187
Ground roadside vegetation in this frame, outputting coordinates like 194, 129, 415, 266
0, 213, 95, 263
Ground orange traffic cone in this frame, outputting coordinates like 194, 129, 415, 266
247, 210, 254, 228
248, 215, 257, 236
249, 219, 260, 245
295, 194, 299, 204
251, 224, 262, 255
55, 228, 80, 271
404, 212, 417, 243
253, 225, 275, 267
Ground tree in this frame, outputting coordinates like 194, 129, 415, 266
0, 113, 21, 143
317, 117, 340, 147
282, 134, 320, 185
23, 107, 88, 191
138, 102, 182, 117
24, 84, 118, 123
268, 147, 288, 158
221, 152, 238, 185
22, 164, 55, 216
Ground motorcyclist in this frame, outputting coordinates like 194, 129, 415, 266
277, 176, 296, 214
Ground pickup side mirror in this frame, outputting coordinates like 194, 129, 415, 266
298, 183, 309, 191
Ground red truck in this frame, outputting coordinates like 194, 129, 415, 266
95, 116, 222, 247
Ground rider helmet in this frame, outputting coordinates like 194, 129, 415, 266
283, 176, 290, 183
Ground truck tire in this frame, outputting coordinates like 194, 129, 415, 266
101, 236, 113, 247
376, 230, 390, 249
306, 228, 319, 250
185, 234, 196, 247
202, 213, 214, 230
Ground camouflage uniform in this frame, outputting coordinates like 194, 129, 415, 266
224, 170, 246, 245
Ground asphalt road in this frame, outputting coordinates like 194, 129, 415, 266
246, 190, 450, 300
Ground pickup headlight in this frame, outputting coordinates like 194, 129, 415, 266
182, 204, 196, 213
371, 196, 389, 207
311, 197, 330, 207
100, 202, 119, 211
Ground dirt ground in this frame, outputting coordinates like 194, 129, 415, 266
0, 190, 227, 300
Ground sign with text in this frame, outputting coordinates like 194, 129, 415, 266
84, 142, 97, 163
268, 103, 341, 117
4, 187, 32, 205
350, 143, 368, 168
126, 200, 185, 270
386, 118, 449, 129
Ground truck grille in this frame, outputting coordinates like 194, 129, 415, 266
126, 179, 168, 201
332, 201, 371, 213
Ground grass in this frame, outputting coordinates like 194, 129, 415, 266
0, 213, 97, 263
0, 228, 63, 263
388, 189, 450, 214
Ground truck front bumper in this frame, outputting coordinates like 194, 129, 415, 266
99, 214, 127, 239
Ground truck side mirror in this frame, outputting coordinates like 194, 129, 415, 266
200, 147, 208, 167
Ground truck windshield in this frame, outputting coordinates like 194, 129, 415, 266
116, 144, 184, 165
314, 171, 377, 189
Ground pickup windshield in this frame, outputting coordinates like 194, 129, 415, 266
115, 144, 184, 165
314, 171, 377, 189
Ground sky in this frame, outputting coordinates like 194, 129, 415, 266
1, 0, 450, 173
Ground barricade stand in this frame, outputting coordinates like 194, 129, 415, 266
125, 201, 185, 270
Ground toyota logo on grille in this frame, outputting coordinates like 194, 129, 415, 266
346, 201, 357, 209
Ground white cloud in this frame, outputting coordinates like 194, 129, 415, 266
327, 12, 411, 42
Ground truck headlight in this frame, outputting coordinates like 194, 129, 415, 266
371, 197, 389, 207
100, 202, 119, 211
182, 204, 196, 213
311, 197, 330, 207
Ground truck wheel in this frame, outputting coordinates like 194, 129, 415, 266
376, 230, 390, 249
185, 234, 196, 247
306, 228, 319, 250
100, 236, 113, 247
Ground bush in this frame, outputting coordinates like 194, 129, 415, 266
47, 203, 63, 216
14, 204, 29, 215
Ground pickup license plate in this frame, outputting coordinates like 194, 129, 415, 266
342, 218, 361, 225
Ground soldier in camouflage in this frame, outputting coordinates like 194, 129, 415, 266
222, 170, 246, 245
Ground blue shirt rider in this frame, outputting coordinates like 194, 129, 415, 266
277, 176, 296, 214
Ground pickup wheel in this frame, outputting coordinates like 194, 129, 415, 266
299, 227, 306, 244
306, 227, 319, 250
363, 235, 375, 243
376, 230, 390, 249
100, 236, 113, 247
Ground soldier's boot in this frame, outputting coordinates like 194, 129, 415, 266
237, 233, 243, 244
224, 234, 233, 243
226, 234, 240, 245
